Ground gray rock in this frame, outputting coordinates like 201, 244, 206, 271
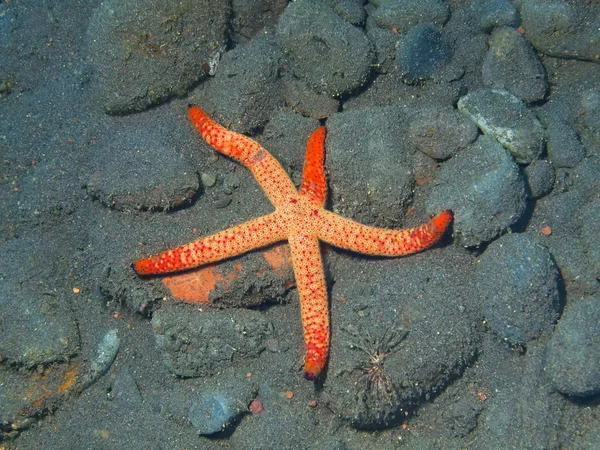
481, 344, 558, 449
90, 329, 120, 380
427, 135, 528, 247
545, 121, 586, 168
206, 36, 284, 133
573, 156, 600, 200
365, 15, 399, 74
396, 25, 453, 83
581, 199, 600, 279
408, 106, 479, 160
229, 0, 288, 44
281, 78, 341, 119
87, 0, 230, 114
152, 305, 273, 377
469, 0, 518, 31
458, 88, 545, 164
0, 236, 81, 368
482, 27, 547, 102
260, 110, 321, 181
370, 0, 449, 34
327, 247, 479, 429
527, 191, 599, 295
88, 117, 200, 212
547, 297, 600, 397
189, 382, 257, 435
111, 367, 142, 408
524, 159, 555, 199
276, 0, 374, 97
477, 233, 561, 346
326, 106, 415, 227
579, 90, 600, 133
325, 0, 367, 25
520, 0, 600, 63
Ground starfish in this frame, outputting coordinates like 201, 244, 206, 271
133, 105, 453, 380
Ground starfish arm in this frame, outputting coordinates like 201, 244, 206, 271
133, 212, 289, 275
317, 209, 453, 256
188, 105, 298, 209
288, 232, 330, 380
299, 126, 327, 207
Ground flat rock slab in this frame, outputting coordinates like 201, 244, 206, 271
87, 116, 200, 212
458, 88, 544, 164
326, 247, 480, 429
0, 237, 80, 368
152, 304, 274, 377
87, 0, 230, 114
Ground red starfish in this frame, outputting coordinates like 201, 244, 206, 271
133, 105, 453, 380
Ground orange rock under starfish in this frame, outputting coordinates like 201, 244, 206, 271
133, 105, 453, 380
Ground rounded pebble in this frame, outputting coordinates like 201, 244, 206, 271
482, 27, 547, 102
477, 234, 561, 346
201, 172, 217, 188
547, 297, 600, 397
396, 24, 453, 83
524, 159, 555, 199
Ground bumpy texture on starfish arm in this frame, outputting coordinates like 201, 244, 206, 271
133, 105, 453, 380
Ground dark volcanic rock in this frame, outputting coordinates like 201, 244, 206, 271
326, 106, 415, 227
276, 0, 374, 97
87, 0, 230, 114
482, 27, 547, 102
152, 305, 274, 377
427, 135, 528, 247
326, 247, 480, 429
547, 297, 600, 397
477, 233, 562, 346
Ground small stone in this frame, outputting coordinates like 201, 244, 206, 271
201, 172, 217, 188
189, 391, 246, 435
91, 329, 120, 380
213, 197, 232, 209
524, 159, 555, 199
